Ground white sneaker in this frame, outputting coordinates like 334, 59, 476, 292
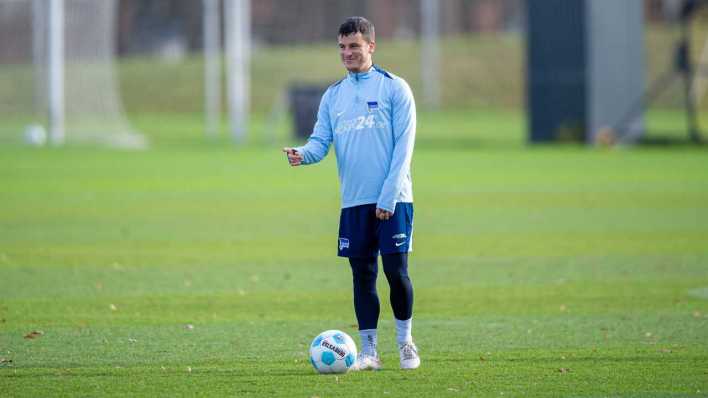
353, 352, 382, 371
399, 342, 420, 370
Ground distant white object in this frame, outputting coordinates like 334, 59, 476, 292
225, 0, 251, 143
24, 124, 47, 146
158, 36, 187, 64
203, 0, 222, 138
421, 0, 441, 109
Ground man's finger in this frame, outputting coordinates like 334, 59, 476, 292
283, 147, 303, 166
375, 208, 391, 220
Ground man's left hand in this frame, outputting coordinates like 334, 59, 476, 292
376, 208, 392, 220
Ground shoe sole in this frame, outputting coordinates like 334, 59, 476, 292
400, 359, 420, 370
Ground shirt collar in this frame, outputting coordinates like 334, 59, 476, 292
347, 65, 375, 82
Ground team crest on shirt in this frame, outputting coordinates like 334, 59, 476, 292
339, 238, 350, 250
367, 101, 379, 112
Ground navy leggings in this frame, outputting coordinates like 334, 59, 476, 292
349, 253, 414, 330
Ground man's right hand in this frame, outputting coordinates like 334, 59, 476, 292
282, 147, 304, 166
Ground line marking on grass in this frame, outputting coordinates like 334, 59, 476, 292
687, 287, 708, 300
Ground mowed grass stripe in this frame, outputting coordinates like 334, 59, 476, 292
1, 145, 707, 396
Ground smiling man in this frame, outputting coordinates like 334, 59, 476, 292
283, 16, 418, 371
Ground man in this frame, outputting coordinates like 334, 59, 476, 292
283, 16, 419, 370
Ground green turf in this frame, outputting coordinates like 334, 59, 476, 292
1, 135, 708, 396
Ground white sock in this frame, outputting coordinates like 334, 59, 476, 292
359, 329, 377, 356
395, 317, 413, 346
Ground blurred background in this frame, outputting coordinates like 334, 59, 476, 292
0, 0, 706, 149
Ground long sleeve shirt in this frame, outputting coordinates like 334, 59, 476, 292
294, 65, 416, 213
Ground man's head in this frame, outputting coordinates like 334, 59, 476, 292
338, 17, 376, 73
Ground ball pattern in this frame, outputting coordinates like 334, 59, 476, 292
308, 330, 358, 374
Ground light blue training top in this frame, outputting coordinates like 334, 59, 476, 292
294, 65, 416, 213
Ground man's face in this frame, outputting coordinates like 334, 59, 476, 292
338, 32, 375, 73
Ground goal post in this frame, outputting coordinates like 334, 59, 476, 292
225, 0, 251, 143
47, 0, 64, 145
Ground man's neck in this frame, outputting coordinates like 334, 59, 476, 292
349, 63, 373, 74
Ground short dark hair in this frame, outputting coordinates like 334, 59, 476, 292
338, 16, 375, 42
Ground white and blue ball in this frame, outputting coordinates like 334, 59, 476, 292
23, 124, 47, 146
309, 330, 357, 374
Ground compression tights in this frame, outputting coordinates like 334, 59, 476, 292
348, 253, 413, 330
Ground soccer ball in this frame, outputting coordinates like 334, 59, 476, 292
23, 124, 47, 147
309, 330, 357, 374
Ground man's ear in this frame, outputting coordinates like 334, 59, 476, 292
369, 41, 376, 54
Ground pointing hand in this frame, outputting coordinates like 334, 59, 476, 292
282, 147, 303, 166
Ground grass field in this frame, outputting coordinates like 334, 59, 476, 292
2, 113, 708, 396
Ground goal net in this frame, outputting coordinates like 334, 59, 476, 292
0, 0, 146, 148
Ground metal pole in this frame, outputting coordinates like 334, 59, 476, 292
225, 0, 250, 143
421, 0, 440, 109
680, 18, 701, 143
48, 0, 65, 145
691, 32, 708, 105
203, 0, 222, 138
32, 0, 46, 113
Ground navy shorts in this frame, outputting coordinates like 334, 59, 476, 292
337, 202, 413, 258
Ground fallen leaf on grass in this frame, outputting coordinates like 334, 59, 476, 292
109, 304, 118, 311
184, 324, 194, 330
24, 330, 44, 339
479, 356, 486, 361
128, 338, 137, 343
0, 358, 12, 366
187, 366, 192, 373
558, 368, 571, 373
447, 387, 459, 392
